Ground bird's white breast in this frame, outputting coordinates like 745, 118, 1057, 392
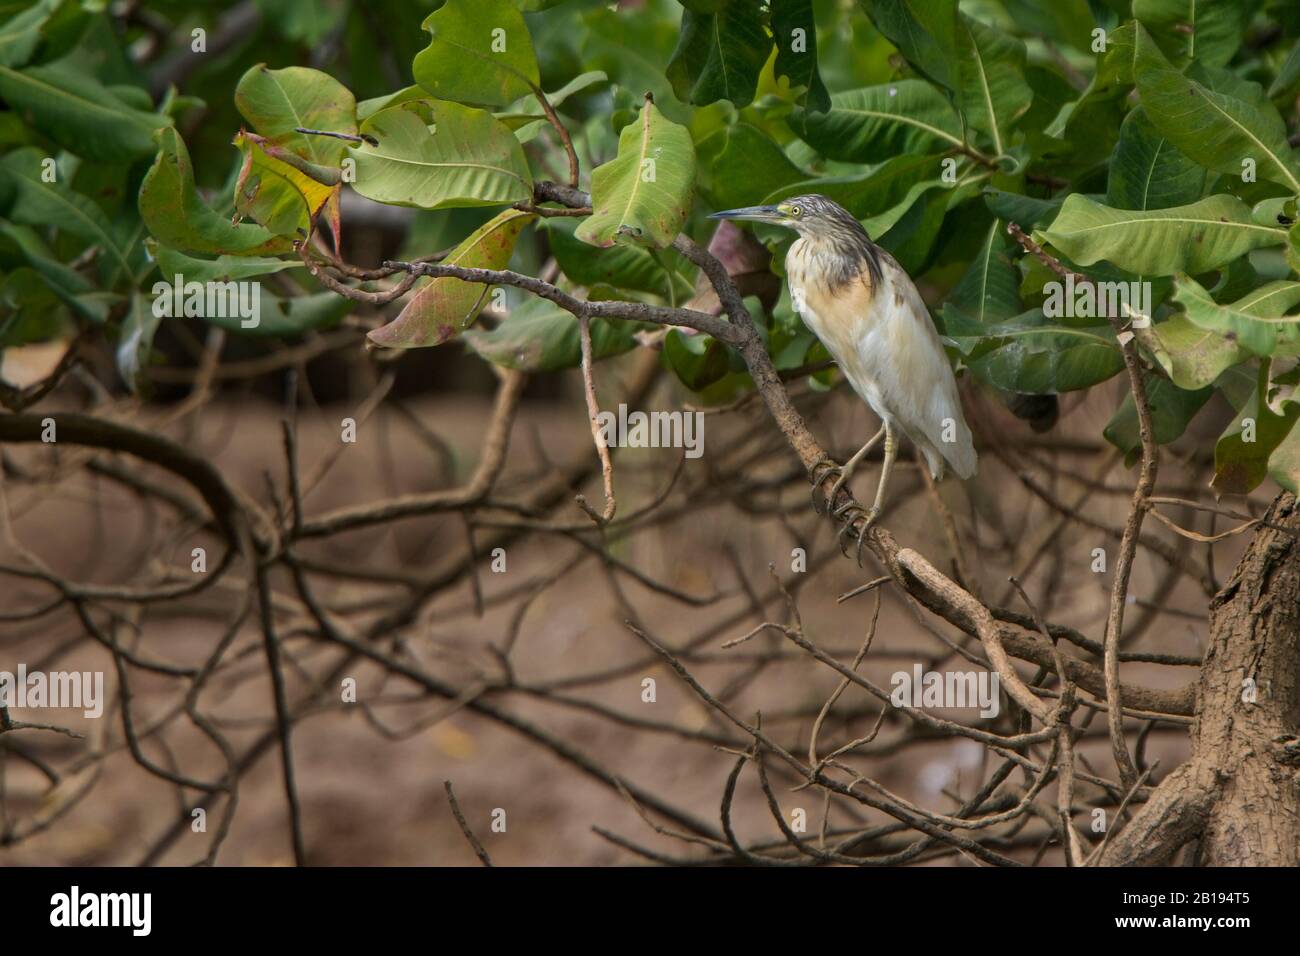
785, 238, 892, 422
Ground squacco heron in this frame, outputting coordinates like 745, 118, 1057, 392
711, 194, 977, 555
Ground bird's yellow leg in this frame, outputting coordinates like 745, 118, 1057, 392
867, 424, 899, 526
830, 424, 897, 565
826, 425, 886, 504
810, 426, 885, 514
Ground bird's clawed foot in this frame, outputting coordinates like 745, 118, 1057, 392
832, 502, 882, 565
809, 458, 842, 514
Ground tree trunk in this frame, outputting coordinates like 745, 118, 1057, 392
1101, 492, 1300, 865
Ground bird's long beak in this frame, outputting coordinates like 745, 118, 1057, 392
708, 205, 783, 222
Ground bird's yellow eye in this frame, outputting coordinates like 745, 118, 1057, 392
789, 205, 802, 218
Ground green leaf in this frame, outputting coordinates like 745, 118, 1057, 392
257, 0, 348, 46
1039, 193, 1287, 276
1269, 39, 1300, 99
701, 122, 805, 213
463, 297, 639, 372
350, 101, 533, 210
0, 146, 134, 281
663, 328, 730, 390
576, 97, 695, 249
1133, 0, 1248, 68
496, 70, 608, 139
789, 82, 964, 164
138, 127, 290, 257
874, 177, 960, 276
667, 0, 772, 108
770, 0, 830, 113
0, 61, 171, 163
368, 208, 534, 349
982, 188, 1062, 228
234, 64, 358, 166
1213, 370, 1300, 494
578, 6, 683, 112
1104, 373, 1214, 461
412, 0, 540, 107
948, 309, 1124, 393
148, 239, 303, 284
0, 267, 68, 347
516, 0, 580, 10
357, 85, 427, 123
0, 222, 112, 322
1105, 108, 1207, 211
956, 13, 1031, 156
147, 283, 351, 339
1, 232, 115, 324
0, 0, 61, 68
944, 218, 1022, 324
1268, 418, 1300, 493
545, 220, 690, 299
1043, 22, 1135, 162
857, 0, 960, 94
1133, 23, 1300, 194
1172, 273, 1300, 358
1138, 315, 1247, 390
211, 291, 350, 338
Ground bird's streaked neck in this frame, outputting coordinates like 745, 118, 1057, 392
790, 222, 883, 291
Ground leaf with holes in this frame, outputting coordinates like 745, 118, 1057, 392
576, 97, 694, 249
232, 132, 335, 240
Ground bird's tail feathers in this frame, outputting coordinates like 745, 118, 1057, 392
922, 430, 977, 481
946, 440, 978, 480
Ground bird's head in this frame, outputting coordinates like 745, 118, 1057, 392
708, 194, 865, 242
710, 193, 882, 288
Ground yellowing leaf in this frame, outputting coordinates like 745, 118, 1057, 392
233, 131, 335, 240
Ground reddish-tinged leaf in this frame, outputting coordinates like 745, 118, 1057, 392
368, 209, 534, 349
